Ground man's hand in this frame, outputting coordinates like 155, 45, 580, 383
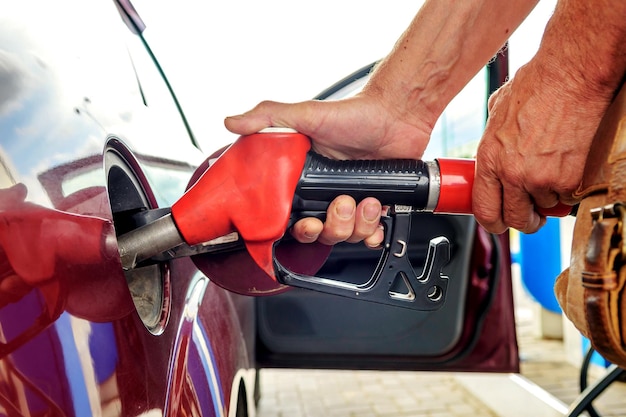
225, 93, 432, 161
225, 92, 431, 248
473, 60, 612, 234
473, 0, 626, 234
290, 196, 384, 248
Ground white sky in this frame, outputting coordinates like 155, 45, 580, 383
132, 0, 556, 154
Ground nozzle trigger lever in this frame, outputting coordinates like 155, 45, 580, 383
274, 205, 450, 310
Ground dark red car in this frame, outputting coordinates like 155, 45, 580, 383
0, 1, 518, 416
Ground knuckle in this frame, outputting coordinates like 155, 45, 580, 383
474, 208, 506, 234
321, 224, 354, 244
256, 100, 276, 110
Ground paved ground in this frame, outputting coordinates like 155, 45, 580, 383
255, 276, 626, 417
256, 369, 498, 417
517, 318, 626, 417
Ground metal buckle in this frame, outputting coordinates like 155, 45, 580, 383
590, 203, 626, 259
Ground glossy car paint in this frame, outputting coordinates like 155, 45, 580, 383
0, 1, 255, 416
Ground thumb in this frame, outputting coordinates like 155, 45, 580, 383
224, 100, 289, 135
224, 114, 268, 136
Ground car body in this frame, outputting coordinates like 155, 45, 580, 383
0, 1, 518, 416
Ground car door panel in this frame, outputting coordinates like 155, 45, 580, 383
258, 215, 473, 356
257, 218, 519, 373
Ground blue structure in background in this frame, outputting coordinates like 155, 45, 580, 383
517, 217, 563, 313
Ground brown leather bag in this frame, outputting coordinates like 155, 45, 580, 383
555, 83, 626, 366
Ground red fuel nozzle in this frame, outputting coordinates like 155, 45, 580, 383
118, 131, 572, 297
171, 131, 312, 279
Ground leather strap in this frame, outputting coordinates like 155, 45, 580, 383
583, 213, 626, 365
582, 100, 626, 365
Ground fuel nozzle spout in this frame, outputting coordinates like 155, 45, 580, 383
116, 213, 183, 270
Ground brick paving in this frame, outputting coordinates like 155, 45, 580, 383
256, 369, 497, 417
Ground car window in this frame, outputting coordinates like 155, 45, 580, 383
426, 68, 487, 159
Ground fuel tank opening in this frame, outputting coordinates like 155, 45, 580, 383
105, 140, 170, 335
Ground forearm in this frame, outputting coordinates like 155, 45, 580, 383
534, 0, 626, 101
364, 0, 538, 126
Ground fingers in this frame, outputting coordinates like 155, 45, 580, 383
318, 197, 382, 247
290, 217, 324, 244
291, 196, 383, 248
473, 183, 545, 235
348, 198, 383, 247
316, 195, 357, 245
473, 75, 577, 234
473, 156, 554, 235
501, 182, 545, 234
529, 188, 560, 210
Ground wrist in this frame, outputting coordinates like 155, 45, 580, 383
361, 62, 441, 135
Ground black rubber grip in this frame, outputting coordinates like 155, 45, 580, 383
292, 152, 431, 211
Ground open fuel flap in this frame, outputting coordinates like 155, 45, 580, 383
105, 138, 170, 335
